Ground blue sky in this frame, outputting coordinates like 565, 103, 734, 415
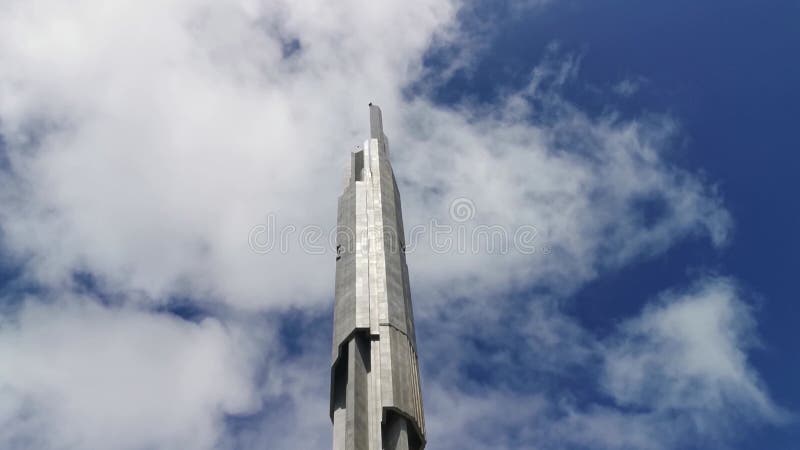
0, 0, 798, 449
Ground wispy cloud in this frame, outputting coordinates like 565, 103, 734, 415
612, 77, 647, 97
420, 278, 785, 449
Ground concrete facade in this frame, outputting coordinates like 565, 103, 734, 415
331, 105, 425, 450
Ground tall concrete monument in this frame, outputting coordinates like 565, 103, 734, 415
330, 105, 425, 450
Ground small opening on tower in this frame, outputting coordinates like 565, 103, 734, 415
353, 150, 364, 181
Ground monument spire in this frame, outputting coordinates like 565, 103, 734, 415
369, 103, 383, 140
331, 105, 425, 450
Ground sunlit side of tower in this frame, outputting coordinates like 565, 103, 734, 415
330, 105, 425, 450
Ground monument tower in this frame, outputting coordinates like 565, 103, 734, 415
330, 104, 425, 450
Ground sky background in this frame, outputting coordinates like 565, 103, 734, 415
0, 0, 798, 449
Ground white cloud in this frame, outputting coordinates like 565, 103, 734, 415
601, 278, 784, 424
0, 0, 729, 310
0, 0, 458, 308
418, 278, 785, 450
0, 297, 259, 450
398, 79, 731, 303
